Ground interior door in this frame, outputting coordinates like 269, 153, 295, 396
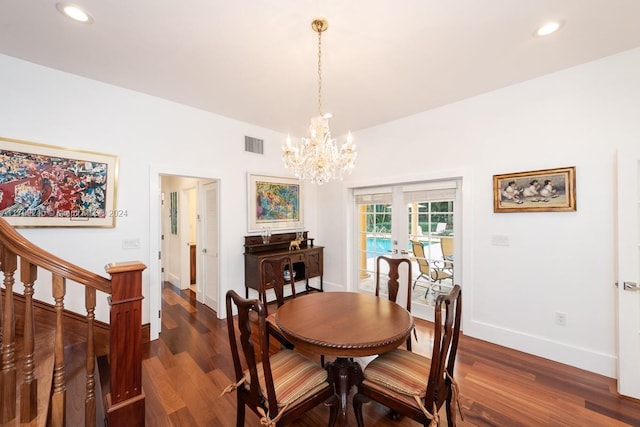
616, 147, 640, 399
202, 181, 219, 311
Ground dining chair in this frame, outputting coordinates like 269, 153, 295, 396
260, 257, 331, 366
353, 285, 463, 427
410, 240, 452, 299
259, 256, 297, 311
223, 290, 338, 427
259, 256, 297, 349
375, 255, 413, 351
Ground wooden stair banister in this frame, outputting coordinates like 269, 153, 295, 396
0, 217, 146, 426
105, 261, 146, 427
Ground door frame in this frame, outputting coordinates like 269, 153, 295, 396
149, 164, 221, 340
347, 170, 469, 325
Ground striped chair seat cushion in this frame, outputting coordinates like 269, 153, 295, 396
361, 378, 420, 409
245, 349, 329, 406
363, 349, 431, 397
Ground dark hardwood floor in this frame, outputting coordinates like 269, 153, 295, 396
142, 283, 640, 426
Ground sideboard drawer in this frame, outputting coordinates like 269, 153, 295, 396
289, 252, 306, 263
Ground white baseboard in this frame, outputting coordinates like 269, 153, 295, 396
465, 319, 616, 378
167, 273, 181, 288
318, 282, 616, 378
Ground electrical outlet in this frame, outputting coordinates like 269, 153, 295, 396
555, 311, 567, 326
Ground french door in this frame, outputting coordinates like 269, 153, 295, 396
354, 181, 459, 319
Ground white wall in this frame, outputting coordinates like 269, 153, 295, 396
3, 46, 639, 377
0, 54, 314, 326
317, 47, 640, 377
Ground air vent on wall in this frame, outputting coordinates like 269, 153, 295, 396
245, 136, 264, 154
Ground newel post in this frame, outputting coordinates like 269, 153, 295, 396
104, 261, 146, 427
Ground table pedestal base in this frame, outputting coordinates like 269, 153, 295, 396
325, 357, 364, 425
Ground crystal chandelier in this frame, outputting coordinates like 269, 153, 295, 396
282, 18, 357, 185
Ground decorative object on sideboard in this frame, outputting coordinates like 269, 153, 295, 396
289, 236, 304, 251
261, 226, 271, 244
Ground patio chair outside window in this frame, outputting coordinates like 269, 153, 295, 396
410, 240, 452, 299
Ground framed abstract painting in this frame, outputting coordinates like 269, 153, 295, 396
247, 173, 303, 232
0, 136, 119, 227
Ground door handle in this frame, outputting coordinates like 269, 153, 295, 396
617, 281, 640, 291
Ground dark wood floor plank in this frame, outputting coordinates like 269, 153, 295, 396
166, 351, 221, 423
143, 356, 186, 415
143, 283, 640, 426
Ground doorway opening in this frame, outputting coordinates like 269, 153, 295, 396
157, 174, 219, 334
353, 180, 460, 321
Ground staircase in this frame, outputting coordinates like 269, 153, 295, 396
0, 218, 146, 427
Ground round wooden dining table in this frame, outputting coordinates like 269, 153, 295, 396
275, 292, 414, 424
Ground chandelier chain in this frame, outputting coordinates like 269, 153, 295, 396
317, 28, 323, 116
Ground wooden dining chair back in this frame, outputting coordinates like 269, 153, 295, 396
259, 256, 298, 350
259, 256, 296, 313
353, 285, 463, 427
375, 255, 413, 350
224, 290, 338, 427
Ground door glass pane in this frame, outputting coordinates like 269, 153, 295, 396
357, 202, 392, 292
407, 199, 454, 306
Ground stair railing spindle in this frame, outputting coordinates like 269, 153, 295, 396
0, 248, 17, 423
20, 259, 38, 422
50, 274, 66, 427
85, 286, 96, 427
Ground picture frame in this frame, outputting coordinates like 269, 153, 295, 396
493, 166, 576, 213
0, 136, 119, 227
170, 191, 178, 235
248, 173, 303, 232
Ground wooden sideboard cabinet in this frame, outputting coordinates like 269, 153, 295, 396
244, 232, 323, 300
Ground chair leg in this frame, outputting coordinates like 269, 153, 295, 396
412, 273, 426, 289
424, 283, 434, 300
446, 395, 456, 427
353, 392, 370, 427
325, 394, 339, 427
236, 395, 245, 427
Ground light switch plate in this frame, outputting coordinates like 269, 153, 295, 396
122, 238, 140, 249
491, 235, 510, 246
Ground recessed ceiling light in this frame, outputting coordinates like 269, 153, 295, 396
535, 21, 562, 37
56, 3, 94, 24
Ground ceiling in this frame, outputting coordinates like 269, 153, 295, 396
2, 1, 640, 138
